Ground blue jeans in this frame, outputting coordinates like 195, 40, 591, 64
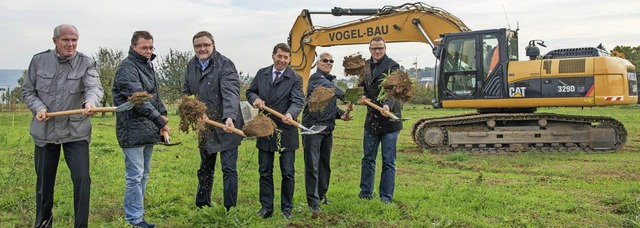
359, 130, 399, 201
122, 145, 153, 225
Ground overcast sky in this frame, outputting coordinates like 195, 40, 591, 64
1, 0, 639, 78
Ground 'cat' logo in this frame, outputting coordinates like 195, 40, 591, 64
509, 87, 526, 97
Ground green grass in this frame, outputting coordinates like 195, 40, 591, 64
1, 105, 640, 227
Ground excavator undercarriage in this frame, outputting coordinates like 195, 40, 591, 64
412, 113, 626, 153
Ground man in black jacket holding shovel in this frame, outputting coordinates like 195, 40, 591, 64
301, 52, 352, 218
246, 43, 304, 220
182, 31, 244, 212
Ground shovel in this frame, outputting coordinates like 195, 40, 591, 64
345, 87, 409, 122
46, 101, 137, 117
202, 118, 247, 137
157, 130, 181, 146
261, 105, 325, 135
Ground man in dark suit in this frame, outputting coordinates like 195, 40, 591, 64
357, 36, 402, 204
246, 43, 304, 220
182, 31, 243, 211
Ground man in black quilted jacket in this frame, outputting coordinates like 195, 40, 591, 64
112, 30, 169, 228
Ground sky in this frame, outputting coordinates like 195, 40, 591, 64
1, 0, 639, 79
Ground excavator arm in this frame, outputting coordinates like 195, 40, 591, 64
288, 2, 471, 90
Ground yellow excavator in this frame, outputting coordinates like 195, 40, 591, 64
288, 2, 637, 152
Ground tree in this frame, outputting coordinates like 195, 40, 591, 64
158, 49, 192, 103
94, 47, 125, 116
9, 70, 26, 106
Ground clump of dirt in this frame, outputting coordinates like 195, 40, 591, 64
128, 91, 153, 105
380, 70, 414, 102
242, 114, 276, 137
178, 95, 207, 134
308, 86, 335, 112
343, 53, 369, 85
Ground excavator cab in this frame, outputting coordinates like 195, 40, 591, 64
434, 29, 517, 107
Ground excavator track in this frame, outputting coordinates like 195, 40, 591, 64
412, 113, 626, 154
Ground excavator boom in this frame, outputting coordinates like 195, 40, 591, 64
289, 2, 470, 89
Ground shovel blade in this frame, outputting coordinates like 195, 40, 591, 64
115, 101, 135, 112
300, 125, 326, 135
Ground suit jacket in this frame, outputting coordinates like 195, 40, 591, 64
183, 50, 244, 153
246, 65, 304, 152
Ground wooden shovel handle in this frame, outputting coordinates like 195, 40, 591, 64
203, 119, 246, 137
46, 107, 117, 117
261, 105, 300, 128
362, 100, 399, 120
161, 130, 170, 143
344, 102, 354, 117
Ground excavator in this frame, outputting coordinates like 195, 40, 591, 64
288, 2, 638, 152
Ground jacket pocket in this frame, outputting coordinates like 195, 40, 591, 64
69, 114, 91, 138
67, 73, 83, 94
35, 71, 54, 93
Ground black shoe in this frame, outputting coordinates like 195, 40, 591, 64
283, 210, 293, 220
381, 198, 392, 204
257, 208, 273, 218
320, 196, 329, 205
359, 194, 373, 200
132, 219, 156, 228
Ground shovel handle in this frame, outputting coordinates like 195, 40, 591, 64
161, 130, 170, 144
46, 107, 118, 117
362, 100, 399, 120
203, 119, 246, 137
261, 105, 301, 128
344, 102, 354, 117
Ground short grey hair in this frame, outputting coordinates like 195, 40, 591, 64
53, 24, 78, 39
317, 52, 332, 62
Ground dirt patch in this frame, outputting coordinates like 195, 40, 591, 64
128, 91, 153, 106
343, 54, 369, 85
380, 70, 414, 102
308, 86, 335, 112
178, 95, 207, 134
242, 114, 276, 137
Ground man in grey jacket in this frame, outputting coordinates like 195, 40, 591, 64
22, 24, 104, 228
182, 31, 243, 211
112, 31, 169, 228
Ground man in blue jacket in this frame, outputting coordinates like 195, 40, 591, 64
182, 31, 243, 211
112, 31, 169, 228
246, 43, 304, 220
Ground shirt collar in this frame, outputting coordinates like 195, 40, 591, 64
199, 59, 210, 71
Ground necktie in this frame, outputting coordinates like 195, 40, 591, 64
273, 71, 281, 82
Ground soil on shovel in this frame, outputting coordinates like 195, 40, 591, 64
128, 91, 153, 105
308, 86, 335, 112
342, 54, 369, 85
380, 70, 414, 102
178, 96, 207, 134
242, 113, 276, 137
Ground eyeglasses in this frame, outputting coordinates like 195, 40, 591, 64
369, 47, 385, 52
194, 43, 213, 49
137, 46, 155, 51
321, 59, 334, 63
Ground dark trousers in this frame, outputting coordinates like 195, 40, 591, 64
258, 149, 295, 212
34, 140, 90, 228
302, 133, 332, 208
195, 147, 238, 210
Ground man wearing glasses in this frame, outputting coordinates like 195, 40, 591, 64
357, 36, 401, 204
182, 31, 243, 212
113, 30, 169, 228
301, 52, 353, 218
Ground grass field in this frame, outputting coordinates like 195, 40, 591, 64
1, 105, 639, 227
